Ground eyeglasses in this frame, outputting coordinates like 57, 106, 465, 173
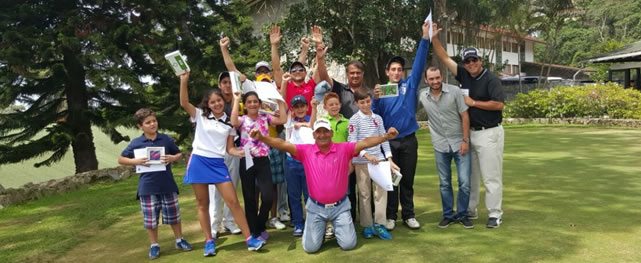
463, 58, 479, 64
256, 69, 270, 74
290, 67, 305, 73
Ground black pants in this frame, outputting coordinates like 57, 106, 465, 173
348, 171, 357, 220
386, 133, 418, 221
240, 156, 273, 237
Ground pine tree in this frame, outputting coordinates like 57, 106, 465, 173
0, 1, 261, 173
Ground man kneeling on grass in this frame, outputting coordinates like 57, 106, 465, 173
249, 119, 398, 253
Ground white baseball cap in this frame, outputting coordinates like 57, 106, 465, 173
312, 118, 331, 132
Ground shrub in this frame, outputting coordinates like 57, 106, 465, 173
505, 83, 641, 119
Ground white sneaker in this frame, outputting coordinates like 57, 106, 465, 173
325, 224, 334, 238
404, 218, 421, 229
224, 222, 242, 234
279, 213, 291, 222
385, 219, 396, 230
269, 217, 286, 230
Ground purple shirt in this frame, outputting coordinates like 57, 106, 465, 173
294, 142, 357, 204
239, 113, 273, 157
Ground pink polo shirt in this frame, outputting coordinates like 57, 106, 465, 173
286, 79, 316, 115
294, 142, 357, 204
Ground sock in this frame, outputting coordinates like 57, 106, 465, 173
150, 243, 159, 248
176, 238, 183, 243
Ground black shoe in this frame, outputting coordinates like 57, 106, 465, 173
438, 218, 456, 228
486, 217, 502, 228
460, 217, 474, 229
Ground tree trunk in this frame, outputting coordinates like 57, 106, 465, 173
62, 46, 98, 174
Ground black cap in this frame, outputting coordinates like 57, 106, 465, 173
461, 48, 480, 61
386, 56, 405, 69
289, 61, 306, 72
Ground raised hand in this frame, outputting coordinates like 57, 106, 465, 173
219, 36, 230, 48
316, 42, 328, 58
282, 72, 292, 82
430, 22, 442, 40
270, 25, 282, 45
311, 25, 323, 43
301, 37, 310, 48
180, 71, 190, 82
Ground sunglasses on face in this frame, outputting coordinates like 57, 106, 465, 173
290, 67, 305, 73
256, 69, 270, 75
464, 58, 479, 64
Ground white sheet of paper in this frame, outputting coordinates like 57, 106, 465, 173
230, 71, 242, 94
133, 148, 166, 173
291, 127, 315, 144
367, 161, 394, 191
254, 82, 284, 103
244, 145, 254, 170
424, 9, 433, 40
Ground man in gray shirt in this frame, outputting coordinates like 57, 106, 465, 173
418, 67, 473, 229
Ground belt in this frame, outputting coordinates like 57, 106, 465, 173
470, 124, 500, 131
310, 196, 347, 208
391, 132, 416, 141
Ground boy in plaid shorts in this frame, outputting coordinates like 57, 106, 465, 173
119, 108, 192, 260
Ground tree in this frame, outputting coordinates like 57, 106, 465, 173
279, 0, 431, 87
0, 1, 259, 173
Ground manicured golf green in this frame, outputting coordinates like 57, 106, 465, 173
1, 126, 640, 263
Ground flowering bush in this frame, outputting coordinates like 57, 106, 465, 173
505, 83, 641, 119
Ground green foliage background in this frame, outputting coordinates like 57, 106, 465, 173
505, 83, 641, 119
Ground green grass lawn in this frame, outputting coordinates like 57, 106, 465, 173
0, 127, 141, 188
1, 126, 640, 263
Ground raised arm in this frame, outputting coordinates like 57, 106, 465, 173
308, 98, 319, 127
407, 22, 432, 89
179, 72, 197, 118
250, 128, 297, 156
280, 72, 291, 99
270, 25, 284, 88
310, 26, 331, 84
354, 127, 398, 155
298, 37, 310, 65
314, 42, 331, 84
220, 37, 249, 81
230, 92, 241, 128
431, 22, 458, 76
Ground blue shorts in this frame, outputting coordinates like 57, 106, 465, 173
184, 154, 231, 184
139, 193, 180, 229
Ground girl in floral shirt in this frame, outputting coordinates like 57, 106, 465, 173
231, 90, 287, 242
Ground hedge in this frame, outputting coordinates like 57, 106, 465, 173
504, 83, 641, 119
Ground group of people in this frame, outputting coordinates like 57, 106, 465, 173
118, 20, 505, 260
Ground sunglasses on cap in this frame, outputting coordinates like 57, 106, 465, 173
290, 67, 305, 73
463, 58, 479, 64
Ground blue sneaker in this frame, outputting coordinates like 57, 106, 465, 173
148, 245, 160, 260
362, 226, 375, 239
247, 236, 265, 251
175, 239, 193, 251
374, 224, 393, 240
203, 239, 216, 257
292, 225, 304, 237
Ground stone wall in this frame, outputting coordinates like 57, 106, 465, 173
0, 166, 134, 209
418, 118, 641, 129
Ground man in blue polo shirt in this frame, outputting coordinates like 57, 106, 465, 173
372, 21, 431, 230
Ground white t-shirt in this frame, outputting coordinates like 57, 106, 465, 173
190, 108, 236, 158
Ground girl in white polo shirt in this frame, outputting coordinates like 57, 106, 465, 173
179, 72, 264, 256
